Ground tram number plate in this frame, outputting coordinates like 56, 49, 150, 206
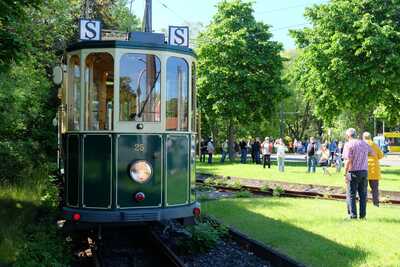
134, 144, 145, 152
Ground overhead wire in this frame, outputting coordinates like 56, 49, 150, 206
150, 0, 315, 46
255, 1, 327, 15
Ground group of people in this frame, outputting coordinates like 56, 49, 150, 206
305, 137, 345, 176
200, 128, 384, 219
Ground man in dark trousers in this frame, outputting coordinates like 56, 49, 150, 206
239, 140, 247, 164
343, 128, 374, 219
307, 137, 318, 173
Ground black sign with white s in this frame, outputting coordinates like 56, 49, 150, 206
79, 19, 101, 41
168, 26, 189, 47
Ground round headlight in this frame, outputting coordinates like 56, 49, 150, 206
129, 160, 152, 183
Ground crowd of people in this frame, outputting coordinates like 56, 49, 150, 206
200, 128, 385, 219
200, 136, 346, 174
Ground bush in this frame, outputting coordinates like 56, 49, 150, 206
180, 223, 220, 253
229, 180, 243, 190
234, 190, 252, 198
260, 184, 270, 192
204, 177, 215, 186
273, 186, 284, 197
214, 178, 228, 187
13, 171, 71, 266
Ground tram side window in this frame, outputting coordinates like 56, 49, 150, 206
191, 63, 196, 132
166, 57, 189, 131
119, 54, 161, 122
85, 53, 114, 130
68, 55, 80, 131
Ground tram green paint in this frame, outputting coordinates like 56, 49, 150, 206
166, 135, 189, 205
190, 135, 197, 202
117, 135, 162, 208
66, 134, 80, 207
83, 135, 112, 208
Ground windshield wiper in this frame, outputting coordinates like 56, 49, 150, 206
137, 70, 161, 119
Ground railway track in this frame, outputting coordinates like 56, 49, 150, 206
196, 175, 400, 205
71, 225, 185, 267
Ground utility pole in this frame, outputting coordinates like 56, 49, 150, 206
143, 0, 152, 32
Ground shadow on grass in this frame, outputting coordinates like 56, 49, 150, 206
0, 198, 39, 265
381, 169, 400, 175
203, 199, 369, 267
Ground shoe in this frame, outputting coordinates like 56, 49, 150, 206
359, 217, 367, 220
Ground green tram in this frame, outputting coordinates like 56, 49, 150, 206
58, 37, 199, 223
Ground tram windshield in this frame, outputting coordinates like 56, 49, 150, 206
119, 54, 161, 122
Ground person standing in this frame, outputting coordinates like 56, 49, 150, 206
250, 140, 255, 163
200, 139, 207, 162
363, 132, 384, 207
274, 139, 288, 172
239, 140, 247, 164
343, 128, 374, 219
253, 138, 261, 164
261, 137, 273, 168
319, 144, 331, 176
220, 139, 229, 163
335, 141, 344, 173
307, 137, 318, 173
329, 140, 337, 165
207, 138, 215, 164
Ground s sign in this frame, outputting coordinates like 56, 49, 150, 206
79, 19, 101, 41
168, 26, 189, 47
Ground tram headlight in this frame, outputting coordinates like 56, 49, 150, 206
129, 160, 152, 183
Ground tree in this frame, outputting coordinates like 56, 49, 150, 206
0, 0, 43, 72
197, 0, 285, 159
290, 0, 400, 130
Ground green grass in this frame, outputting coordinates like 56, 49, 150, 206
202, 197, 400, 267
0, 166, 69, 266
197, 157, 400, 191
0, 179, 46, 264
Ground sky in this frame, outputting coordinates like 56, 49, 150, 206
130, 0, 327, 50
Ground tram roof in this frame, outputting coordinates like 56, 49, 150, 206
66, 40, 196, 57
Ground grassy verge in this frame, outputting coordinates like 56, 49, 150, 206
202, 197, 400, 267
0, 165, 70, 266
197, 157, 400, 191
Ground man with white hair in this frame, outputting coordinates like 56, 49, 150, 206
343, 128, 374, 219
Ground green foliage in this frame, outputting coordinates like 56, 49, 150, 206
197, 0, 286, 152
14, 172, 70, 267
109, 0, 141, 32
0, 0, 140, 184
272, 186, 284, 197
203, 177, 215, 186
289, 0, 400, 126
260, 184, 270, 192
0, 164, 69, 265
0, 0, 43, 71
180, 222, 221, 253
214, 178, 228, 187
229, 180, 243, 190
234, 190, 252, 198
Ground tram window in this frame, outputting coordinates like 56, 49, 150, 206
68, 55, 81, 131
85, 53, 114, 130
191, 63, 196, 132
166, 57, 189, 131
119, 54, 161, 122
